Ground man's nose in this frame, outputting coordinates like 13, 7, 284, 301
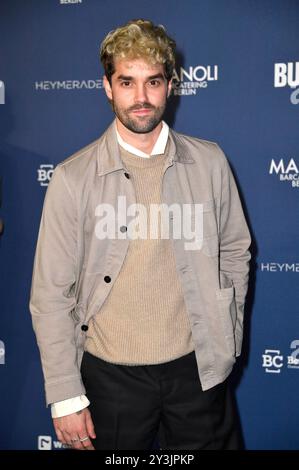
134, 84, 148, 103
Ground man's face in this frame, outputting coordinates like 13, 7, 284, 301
103, 58, 172, 134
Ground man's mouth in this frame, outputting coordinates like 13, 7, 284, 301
131, 108, 153, 115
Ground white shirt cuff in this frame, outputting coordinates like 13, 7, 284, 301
51, 394, 90, 418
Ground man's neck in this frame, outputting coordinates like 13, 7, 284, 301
116, 118, 162, 155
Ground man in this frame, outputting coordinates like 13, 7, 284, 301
30, 19, 251, 450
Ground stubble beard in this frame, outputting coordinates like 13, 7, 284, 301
111, 99, 167, 134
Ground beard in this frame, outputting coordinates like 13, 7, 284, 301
110, 98, 167, 134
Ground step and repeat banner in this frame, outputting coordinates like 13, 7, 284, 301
0, 0, 298, 450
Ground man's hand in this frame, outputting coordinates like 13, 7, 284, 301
53, 408, 96, 450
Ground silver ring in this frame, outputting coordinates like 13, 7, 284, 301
79, 436, 89, 442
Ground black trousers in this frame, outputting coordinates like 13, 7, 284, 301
80, 350, 240, 450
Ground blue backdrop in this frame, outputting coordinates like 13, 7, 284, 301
0, 0, 298, 450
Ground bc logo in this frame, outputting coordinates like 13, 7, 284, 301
262, 349, 283, 373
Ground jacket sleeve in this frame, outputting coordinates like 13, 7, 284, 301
217, 145, 251, 356
29, 164, 86, 406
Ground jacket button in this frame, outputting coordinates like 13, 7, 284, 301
104, 275, 111, 283
124, 172, 130, 179
120, 225, 127, 233
81, 324, 88, 332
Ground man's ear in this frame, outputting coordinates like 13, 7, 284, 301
167, 78, 173, 98
103, 75, 113, 100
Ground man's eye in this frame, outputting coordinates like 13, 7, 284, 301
149, 80, 160, 86
121, 81, 131, 87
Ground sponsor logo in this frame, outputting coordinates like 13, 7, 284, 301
38, 435, 69, 450
35, 80, 103, 91
37, 164, 54, 187
287, 340, 299, 369
274, 61, 299, 105
172, 65, 218, 96
38, 436, 52, 450
262, 341, 299, 373
269, 158, 299, 188
60, 0, 82, 4
260, 263, 299, 273
262, 349, 283, 373
0, 81, 5, 104
0, 340, 5, 365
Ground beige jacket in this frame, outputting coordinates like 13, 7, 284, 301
29, 120, 251, 406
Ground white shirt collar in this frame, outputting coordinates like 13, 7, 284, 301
116, 120, 169, 158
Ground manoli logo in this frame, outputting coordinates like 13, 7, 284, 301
274, 61, 299, 104
172, 65, 218, 96
269, 158, 299, 188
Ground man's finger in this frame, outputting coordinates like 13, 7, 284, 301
79, 435, 94, 450
70, 435, 85, 451
62, 430, 74, 448
55, 428, 67, 444
85, 410, 96, 439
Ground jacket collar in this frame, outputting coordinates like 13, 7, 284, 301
96, 119, 194, 176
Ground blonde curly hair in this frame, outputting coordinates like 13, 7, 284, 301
100, 19, 176, 84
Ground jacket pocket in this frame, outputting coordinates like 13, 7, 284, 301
216, 286, 237, 356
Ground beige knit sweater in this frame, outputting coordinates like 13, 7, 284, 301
84, 142, 194, 365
